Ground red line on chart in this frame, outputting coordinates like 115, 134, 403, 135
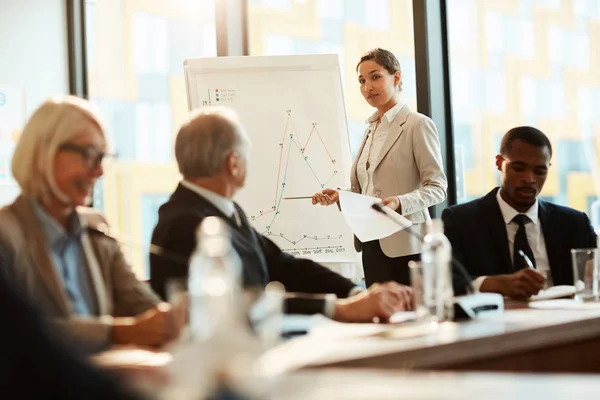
249, 209, 275, 221
313, 127, 335, 163
302, 127, 315, 152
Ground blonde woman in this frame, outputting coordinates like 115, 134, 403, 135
0, 96, 181, 353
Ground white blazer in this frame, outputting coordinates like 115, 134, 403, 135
350, 102, 448, 257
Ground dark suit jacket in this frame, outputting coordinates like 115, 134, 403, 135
442, 188, 597, 294
150, 184, 356, 314
0, 244, 141, 400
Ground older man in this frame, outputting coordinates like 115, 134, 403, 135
150, 107, 413, 322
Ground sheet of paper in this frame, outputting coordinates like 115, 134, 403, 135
529, 285, 575, 301
338, 190, 412, 242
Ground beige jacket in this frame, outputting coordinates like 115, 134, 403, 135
0, 196, 160, 352
350, 102, 447, 257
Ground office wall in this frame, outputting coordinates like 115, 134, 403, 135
0, 0, 69, 205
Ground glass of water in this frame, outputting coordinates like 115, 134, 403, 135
571, 248, 599, 302
409, 261, 430, 321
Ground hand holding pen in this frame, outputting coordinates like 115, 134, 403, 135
518, 250, 548, 289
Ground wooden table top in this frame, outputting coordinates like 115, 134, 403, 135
266, 369, 600, 399
259, 301, 600, 372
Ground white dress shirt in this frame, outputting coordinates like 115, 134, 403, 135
474, 189, 553, 291
179, 180, 361, 317
356, 102, 404, 198
180, 180, 240, 225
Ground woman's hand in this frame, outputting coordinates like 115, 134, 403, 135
381, 196, 402, 213
312, 188, 339, 206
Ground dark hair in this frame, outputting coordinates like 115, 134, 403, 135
500, 126, 553, 157
356, 48, 402, 91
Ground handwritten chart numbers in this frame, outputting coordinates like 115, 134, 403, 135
303, 235, 307, 237
321, 184, 324, 188
286, 110, 291, 115
281, 183, 286, 187
266, 225, 270, 230
202, 100, 209, 106
311, 122, 317, 126
336, 247, 346, 253
332, 159, 336, 164
271, 206, 276, 210
289, 134, 294, 139
333, 170, 338, 174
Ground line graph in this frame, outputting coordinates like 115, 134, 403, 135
248, 110, 339, 245
187, 54, 355, 262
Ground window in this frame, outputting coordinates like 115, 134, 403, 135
248, 0, 417, 156
85, 0, 217, 277
0, 0, 70, 207
448, 0, 600, 228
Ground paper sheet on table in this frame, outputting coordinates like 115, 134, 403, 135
338, 190, 412, 242
529, 285, 575, 301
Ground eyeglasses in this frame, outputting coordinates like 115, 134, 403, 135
58, 143, 115, 170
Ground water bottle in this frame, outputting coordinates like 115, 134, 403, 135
421, 218, 454, 322
188, 216, 244, 340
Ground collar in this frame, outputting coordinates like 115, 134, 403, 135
32, 201, 85, 250
366, 101, 405, 124
496, 188, 539, 226
180, 180, 236, 218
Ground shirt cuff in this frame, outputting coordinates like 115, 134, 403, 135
396, 195, 405, 215
348, 286, 363, 296
473, 276, 488, 292
322, 294, 338, 318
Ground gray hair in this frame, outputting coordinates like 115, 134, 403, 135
11, 95, 105, 202
175, 107, 250, 178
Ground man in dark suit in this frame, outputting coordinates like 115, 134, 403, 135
150, 107, 413, 322
443, 126, 597, 299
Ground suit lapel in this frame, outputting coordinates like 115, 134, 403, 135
538, 201, 562, 284
234, 203, 269, 283
79, 224, 110, 315
372, 103, 410, 172
12, 196, 70, 316
350, 128, 370, 193
480, 189, 513, 274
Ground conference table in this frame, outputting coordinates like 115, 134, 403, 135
95, 298, 600, 397
259, 299, 600, 374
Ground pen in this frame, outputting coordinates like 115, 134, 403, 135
518, 250, 535, 270
282, 196, 312, 200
